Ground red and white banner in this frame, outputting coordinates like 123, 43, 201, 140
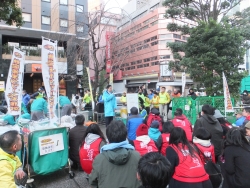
105, 31, 114, 73
41, 38, 59, 123
223, 72, 234, 113
5, 48, 25, 115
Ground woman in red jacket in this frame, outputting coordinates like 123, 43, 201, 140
193, 127, 215, 164
79, 123, 106, 174
172, 108, 193, 142
166, 127, 212, 188
157, 121, 174, 156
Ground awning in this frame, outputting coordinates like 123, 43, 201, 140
126, 83, 143, 87
123, 73, 158, 81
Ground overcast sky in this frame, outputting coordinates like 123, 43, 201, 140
104, 0, 128, 13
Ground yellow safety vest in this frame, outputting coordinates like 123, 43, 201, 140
120, 96, 127, 103
152, 96, 159, 108
159, 92, 169, 104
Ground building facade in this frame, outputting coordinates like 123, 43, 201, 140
112, 0, 195, 92
0, 0, 88, 97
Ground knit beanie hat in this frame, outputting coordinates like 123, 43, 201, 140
214, 109, 224, 119
150, 120, 159, 128
136, 123, 149, 137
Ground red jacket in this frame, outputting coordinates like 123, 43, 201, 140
134, 139, 158, 156
160, 133, 170, 156
170, 144, 209, 183
172, 115, 193, 142
79, 138, 102, 174
194, 143, 215, 164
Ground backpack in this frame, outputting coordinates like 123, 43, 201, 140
147, 113, 163, 132
195, 146, 222, 188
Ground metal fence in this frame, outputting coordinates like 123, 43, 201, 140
172, 97, 235, 125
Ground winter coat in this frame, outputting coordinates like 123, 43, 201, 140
148, 127, 161, 142
103, 90, 117, 117
222, 143, 250, 188
22, 93, 30, 106
89, 148, 141, 188
127, 115, 144, 140
69, 125, 87, 164
0, 148, 22, 188
59, 96, 71, 107
194, 114, 223, 156
31, 98, 48, 113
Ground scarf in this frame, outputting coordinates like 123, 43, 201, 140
193, 136, 211, 147
100, 140, 134, 153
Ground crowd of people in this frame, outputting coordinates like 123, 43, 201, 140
2, 84, 250, 188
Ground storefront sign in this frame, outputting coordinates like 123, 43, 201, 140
38, 133, 64, 156
5, 48, 25, 115
0, 81, 5, 91
31, 64, 42, 72
41, 38, 59, 123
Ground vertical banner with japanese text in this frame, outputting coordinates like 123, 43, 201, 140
109, 73, 113, 91
5, 48, 25, 116
41, 38, 59, 123
223, 72, 234, 113
105, 31, 114, 73
182, 72, 186, 95
86, 67, 94, 110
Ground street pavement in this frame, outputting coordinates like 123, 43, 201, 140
32, 169, 90, 188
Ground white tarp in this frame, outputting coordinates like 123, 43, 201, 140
41, 38, 59, 123
5, 48, 25, 115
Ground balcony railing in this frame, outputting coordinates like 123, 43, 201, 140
2, 45, 66, 58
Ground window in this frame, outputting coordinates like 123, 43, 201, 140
144, 58, 150, 62
22, 13, 31, 22
173, 34, 181, 39
151, 41, 158, 46
137, 60, 142, 64
160, 55, 171, 59
60, 19, 68, 27
76, 5, 84, 12
42, 16, 50, 25
151, 56, 157, 61
137, 65, 143, 68
60, 0, 67, 5
151, 61, 159, 66
144, 63, 149, 67
131, 62, 136, 65
159, 34, 173, 39
76, 25, 83, 32
151, 36, 157, 41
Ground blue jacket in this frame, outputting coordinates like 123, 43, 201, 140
103, 90, 117, 117
148, 127, 161, 142
22, 94, 30, 106
31, 98, 48, 113
235, 116, 246, 126
59, 96, 71, 107
127, 115, 144, 140
148, 93, 154, 100
99, 95, 104, 103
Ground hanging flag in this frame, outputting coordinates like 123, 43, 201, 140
222, 72, 234, 113
109, 73, 114, 90
5, 48, 25, 116
41, 37, 59, 123
182, 72, 186, 95
86, 67, 94, 110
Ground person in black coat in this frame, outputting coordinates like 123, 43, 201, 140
194, 105, 223, 161
69, 114, 87, 169
221, 127, 250, 188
